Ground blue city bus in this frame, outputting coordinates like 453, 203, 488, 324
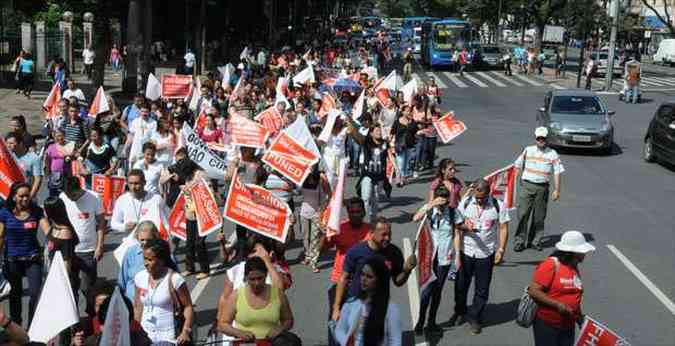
402, 17, 439, 53
420, 19, 472, 69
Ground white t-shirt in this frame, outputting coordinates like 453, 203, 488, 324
110, 192, 167, 233
455, 196, 510, 259
62, 88, 86, 103
129, 116, 158, 163
151, 132, 176, 167
82, 49, 95, 65
59, 190, 103, 253
184, 52, 196, 68
134, 270, 186, 343
133, 159, 164, 195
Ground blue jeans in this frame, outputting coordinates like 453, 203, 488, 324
395, 148, 411, 179
360, 176, 378, 224
347, 137, 361, 169
414, 135, 428, 169
5, 258, 43, 326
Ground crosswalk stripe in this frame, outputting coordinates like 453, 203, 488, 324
463, 73, 488, 88
640, 78, 665, 86
644, 76, 675, 86
475, 72, 506, 87
443, 72, 468, 88
512, 74, 543, 86
426, 72, 447, 88
489, 71, 524, 87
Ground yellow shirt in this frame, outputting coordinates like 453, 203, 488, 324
235, 285, 282, 338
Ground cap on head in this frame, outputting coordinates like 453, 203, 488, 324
535, 126, 549, 138
555, 230, 596, 254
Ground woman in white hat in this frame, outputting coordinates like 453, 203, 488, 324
527, 230, 595, 346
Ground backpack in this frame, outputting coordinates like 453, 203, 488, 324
516, 257, 559, 328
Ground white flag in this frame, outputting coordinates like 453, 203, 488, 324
292, 66, 316, 86
401, 78, 419, 104
324, 159, 348, 237
28, 252, 79, 343
219, 63, 235, 88
99, 287, 131, 346
285, 117, 321, 158
352, 89, 366, 120
318, 109, 341, 142
188, 77, 202, 112
380, 70, 404, 91
145, 73, 162, 101
88, 86, 110, 117
240, 46, 250, 61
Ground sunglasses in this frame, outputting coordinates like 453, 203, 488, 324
536, 137, 547, 141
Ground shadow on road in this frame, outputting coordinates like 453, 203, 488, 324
482, 298, 521, 328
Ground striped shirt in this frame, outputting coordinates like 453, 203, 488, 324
60, 118, 90, 146
514, 145, 565, 184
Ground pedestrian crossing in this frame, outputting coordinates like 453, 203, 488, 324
565, 71, 675, 91
413, 70, 550, 90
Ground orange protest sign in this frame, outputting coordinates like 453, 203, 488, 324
318, 93, 336, 119
255, 106, 284, 134
0, 139, 26, 200
43, 83, 61, 119
168, 193, 187, 240
161, 74, 193, 99
189, 178, 223, 237
262, 132, 320, 185
224, 174, 291, 243
433, 112, 467, 143
230, 115, 271, 149
376, 88, 392, 108
91, 175, 127, 218
575, 317, 630, 346
415, 218, 437, 293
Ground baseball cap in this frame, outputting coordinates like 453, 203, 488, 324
535, 126, 549, 138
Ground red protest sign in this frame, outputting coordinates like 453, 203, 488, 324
230, 115, 271, 149
262, 132, 320, 185
255, 106, 284, 134
91, 175, 127, 218
484, 164, 517, 209
168, 194, 187, 240
224, 173, 291, 243
415, 219, 437, 293
189, 178, 223, 237
161, 74, 193, 99
376, 88, 393, 108
575, 317, 630, 346
0, 139, 25, 200
433, 112, 467, 143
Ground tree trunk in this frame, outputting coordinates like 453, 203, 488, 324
199, 0, 206, 74
124, 0, 141, 93
93, 0, 111, 89
535, 23, 545, 51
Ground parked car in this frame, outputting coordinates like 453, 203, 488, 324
480, 45, 504, 69
537, 89, 615, 154
588, 50, 622, 77
644, 102, 675, 165
653, 38, 675, 66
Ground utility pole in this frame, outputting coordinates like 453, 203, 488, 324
604, 0, 620, 91
497, 0, 503, 44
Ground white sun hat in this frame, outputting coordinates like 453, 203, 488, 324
535, 126, 549, 138
555, 230, 596, 254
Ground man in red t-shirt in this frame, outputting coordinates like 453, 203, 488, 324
322, 197, 370, 346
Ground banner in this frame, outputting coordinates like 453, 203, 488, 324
189, 178, 223, 237
575, 316, 631, 346
224, 173, 291, 243
28, 252, 79, 343
99, 287, 131, 346
401, 78, 419, 104
181, 123, 227, 180
262, 132, 320, 186
484, 164, 517, 209
255, 106, 284, 134
386, 151, 397, 184
43, 83, 61, 119
161, 74, 193, 99
88, 86, 110, 118
415, 218, 437, 293
379, 70, 403, 91
230, 115, 270, 149
168, 193, 187, 240
292, 65, 316, 86
321, 159, 348, 238
433, 112, 467, 143
375, 88, 393, 108
91, 175, 127, 217
284, 118, 321, 158
0, 139, 26, 200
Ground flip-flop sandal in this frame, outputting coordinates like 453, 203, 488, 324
312, 266, 320, 273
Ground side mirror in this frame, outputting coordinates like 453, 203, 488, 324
539, 107, 546, 113
607, 110, 616, 116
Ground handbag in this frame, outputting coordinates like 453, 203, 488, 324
168, 271, 195, 345
515, 257, 559, 328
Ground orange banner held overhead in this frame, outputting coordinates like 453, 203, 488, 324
433, 112, 467, 143
262, 132, 320, 186
224, 174, 291, 243
255, 106, 284, 135
230, 115, 271, 149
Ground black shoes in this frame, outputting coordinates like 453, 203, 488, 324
425, 322, 443, 335
532, 242, 544, 251
513, 243, 525, 252
468, 318, 482, 335
414, 321, 425, 336
447, 313, 466, 327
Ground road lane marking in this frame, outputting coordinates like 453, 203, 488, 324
639, 78, 666, 86
512, 74, 543, 86
644, 76, 675, 85
607, 244, 675, 315
426, 72, 447, 88
550, 83, 566, 90
190, 275, 210, 303
475, 72, 506, 87
443, 72, 468, 88
463, 73, 488, 88
489, 71, 524, 86
403, 238, 429, 346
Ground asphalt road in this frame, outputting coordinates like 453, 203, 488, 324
2, 65, 674, 346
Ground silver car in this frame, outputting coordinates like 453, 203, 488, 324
537, 90, 615, 153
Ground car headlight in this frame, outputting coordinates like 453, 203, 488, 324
600, 117, 612, 132
549, 122, 562, 131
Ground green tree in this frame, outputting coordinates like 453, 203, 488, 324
640, 0, 674, 34
376, 0, 412, 17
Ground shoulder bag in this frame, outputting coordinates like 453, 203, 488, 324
515, 257, 559, 328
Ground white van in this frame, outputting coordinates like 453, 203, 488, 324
653, 39, 675, 66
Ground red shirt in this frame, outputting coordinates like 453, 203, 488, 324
327, 221, 371, 283
533, 257, 583, 329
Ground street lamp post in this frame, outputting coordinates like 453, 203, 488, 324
497, 0, 503, 44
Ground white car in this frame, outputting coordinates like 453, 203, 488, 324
653, 39, 675, 66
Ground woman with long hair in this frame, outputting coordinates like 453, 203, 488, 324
42, 196, 78, 271
133, 239, 194, 345
428, 158, 465, 209
0, 183, 50, 327
151, 117, 177, 168
334, 257, 402, 345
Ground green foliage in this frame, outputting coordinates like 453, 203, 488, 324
32, 1, 65, 27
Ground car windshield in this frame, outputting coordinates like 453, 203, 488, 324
482, 47, 500, 54
551, 96, 604, 114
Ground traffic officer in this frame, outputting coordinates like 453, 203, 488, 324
513, 127, 565, 252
